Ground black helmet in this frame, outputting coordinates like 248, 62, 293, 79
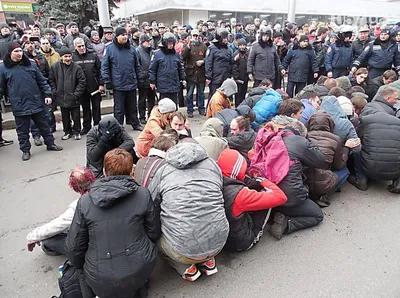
162, 32, 176, 47
259, 26, 273, 37
215, 28, 229, 42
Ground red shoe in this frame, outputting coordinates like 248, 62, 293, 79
182, 264, 201, 281
198, 257, 218, 276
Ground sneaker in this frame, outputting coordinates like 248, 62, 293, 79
347, 175, 368, 191
22, 151, 31, 161
182, 264, 201, 282
133, 124, 144, 131
74, 134, 82, 140
61, 133, 72, 140
47, 144, 63, 151
270, 212, 288, 240
80, 128, 90, 135
140, 119, 147, 125
0, 138, 13, 147
33, 137, 43, 146
198, 257, 218, 276
187, 112, 194, 118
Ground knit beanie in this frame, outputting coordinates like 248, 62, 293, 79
44, 28, 54, 35
158, 98, 176, 114
0, 23, 9, 30
91, 31, 99, 38
69, 21, 78, 28
217, 149, 247, 181
336, 76, 352, 91
7, 42, 21, 54
238, 38, 246, 46
115, 27, 127, 37
59, 46, 72, 56
299, 35, 309, 42
55, 23, 65, 29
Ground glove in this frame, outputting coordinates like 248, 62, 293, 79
105, 82, 113, 90
100, 121, 120, 143
244, 175, 264, 192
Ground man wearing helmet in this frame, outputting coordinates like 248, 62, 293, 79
247, 26, 283, 87
205, 28, 233, 100
149, 32, 186, 105
325, 25, 354, 78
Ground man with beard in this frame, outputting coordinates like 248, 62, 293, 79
352, 29, 400, 79
205, 28, 233, 99
247, 26, 283, 87
149, 32, 186, 104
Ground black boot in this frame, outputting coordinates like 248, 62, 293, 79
270, 212, 288, 240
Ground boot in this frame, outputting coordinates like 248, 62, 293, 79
270, 212, 288, 240
347, 175, 368, 191
388, 179, 400, 194
316, 194, 331, 207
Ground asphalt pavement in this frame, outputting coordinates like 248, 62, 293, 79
0, 112, 399, 298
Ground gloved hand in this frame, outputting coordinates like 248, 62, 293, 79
100, 120, 120, 143
105, 82, 113, 90
244, 175, 265, 191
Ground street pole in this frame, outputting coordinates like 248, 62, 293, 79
287, 0, 296, 23
97, 0, 111, 27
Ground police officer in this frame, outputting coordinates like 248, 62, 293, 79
352, 29, 400, 79
205, 28, 233, 100
352, 26, 373, 66
247, 26, 282, 87
325, 25, 354, 78
149, 32, 186, 105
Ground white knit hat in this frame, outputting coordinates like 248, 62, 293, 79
158, 98, 176, 114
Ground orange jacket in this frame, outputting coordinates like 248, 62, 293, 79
136, 108, 164, 158
206, 90, 231, 119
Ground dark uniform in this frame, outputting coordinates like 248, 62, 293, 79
325, 42, 353, 78
352, 36, 373, 67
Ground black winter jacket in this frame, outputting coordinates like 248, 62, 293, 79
238, 87, 267, 109
66, 175, 160, 298
226, 130, 256, 165
25, 51, 50, 79
86, 118, 136, 178
358, 97, 400, 180
0, 33, 18, 59
205, 41, 233, 85
136, 45, 153, 87
312, 39, 328, 68
352, 37, 373, 66
282, 45, 319, 83
232, 49, 249, 82
278, 128, 326, 207
72, 50, 103, 93
49, 61, 86, 108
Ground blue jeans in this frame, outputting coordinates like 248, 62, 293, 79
187, 81, 205, 113
334, 167, 350, 191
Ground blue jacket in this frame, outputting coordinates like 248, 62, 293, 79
325, 43, 353, 72
252, 89, 283, 128
353, 39, 400, 71
320, 96, 360, 152
101, 39, 142, 91
282, 45, 319, 83
0, 54, 51, 117
149, 47, 185, 93
300, 99, 316, 124
205, 42, 233, 85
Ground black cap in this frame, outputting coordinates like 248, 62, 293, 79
115, 27, 127, 37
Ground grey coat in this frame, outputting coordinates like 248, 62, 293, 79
148, 142, 229, 259
247, 42, 282, 81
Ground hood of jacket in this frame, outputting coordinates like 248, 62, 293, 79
218, 78, 238, 97
166, 142, 209, 169
320, 96, 347, 120
236, 105, 253, 118
88, 176, 139, 208
306, 110, 335, 133
248, 86, 267, 96
200, 118, 224, 137
270, 115, 297, 125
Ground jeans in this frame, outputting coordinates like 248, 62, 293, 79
186, 81, 205, 113
113, 89, 139, 127
82, 91, 101, 131
138, 87, 156, 120
15, 110, 55, 153
41, 233, 68, 255
61, 107, 81, 135
334, 167, 350, 191
30, 105, 53, 139
286, 81, 307, 98
235, 80, 248, 107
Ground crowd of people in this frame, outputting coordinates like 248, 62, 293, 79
0, 15, 397, 298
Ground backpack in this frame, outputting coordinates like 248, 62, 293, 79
248, 128, 294, 184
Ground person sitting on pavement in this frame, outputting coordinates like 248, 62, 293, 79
278, 98, 304, 121
147, 141, 229, 282
304, 111, 359, 207
194, 118, 228, 161
351, 96, 368, 116
373, 69, 397, 90
66, 148, 160, 298
215, 105, 256, 137
237, 78, 272, 109
206, 78, 238, 118
337, 96, 359, 128
269, 121, 326, 240
136, 98, 176, 158
299, 90, 321, 124
134, 130, 179, 186
226, 116, 256, 165
319, 95, 360, 151
170, 111, 192, 138
349, 86, 400, 193
251, 88, 283, 130
26, 167, 96, 256
348, 67, 378, 101
217, 149, 287, 252
86, 115, 137, 178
